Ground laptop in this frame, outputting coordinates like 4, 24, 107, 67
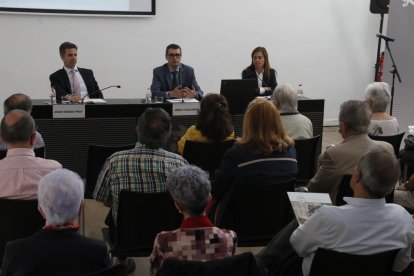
220, 79, 257, 115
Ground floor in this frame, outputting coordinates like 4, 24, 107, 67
83, 126, 342, 275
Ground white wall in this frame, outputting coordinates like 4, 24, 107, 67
0, 0, 384, 124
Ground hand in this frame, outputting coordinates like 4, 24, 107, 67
68, 95, 81, 103
396, 182, 408, 191
182, 86, 196, 98
169, 85, 183, 98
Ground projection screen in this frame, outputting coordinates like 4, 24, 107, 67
0, 0, 155, 16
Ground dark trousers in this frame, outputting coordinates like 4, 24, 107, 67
256, 220, 303, 276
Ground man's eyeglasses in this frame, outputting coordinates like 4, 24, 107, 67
168, 54, 181, 58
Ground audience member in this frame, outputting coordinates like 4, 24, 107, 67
151, 43, 203, 100
273, 84, 313, 139
177, 93, 234, 154
93, 108, 188, 235
242, 46, 277, 96
0, 169, 111, 275
307, 100, 393, 202
394, 174, 414, 211
149, 165, 237, 276
0, 93, 45, 151
0, 110, 61, 199
50, 42, 103, 103
258, 145, 414, 276
211, 99, 297, 204
365, 82, 399, 136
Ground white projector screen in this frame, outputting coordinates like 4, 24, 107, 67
0, 0, 155, 16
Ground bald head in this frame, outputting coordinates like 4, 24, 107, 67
3, 93, 32, 115
0, 109, 35, 147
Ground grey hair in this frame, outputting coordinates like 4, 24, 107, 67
339, 100, 371, 135
358, 145, 399, 198
0, 109, 35, 144
136, 108, 171, 149
3, 93, 33, 115
37, 169, 84, 225
167, 165, 211, 216
365, 82, 391, 113
272, 84, 298, 113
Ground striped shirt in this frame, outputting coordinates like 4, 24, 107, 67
93, 142, 188, 222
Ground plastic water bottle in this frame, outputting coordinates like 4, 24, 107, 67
297, 84, 304, 98
146, 88, 152, 103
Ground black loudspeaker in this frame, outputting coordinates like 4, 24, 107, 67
370, 0, 390, 14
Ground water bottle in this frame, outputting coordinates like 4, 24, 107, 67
146, 88, 152, 103
297, 84, 304, 98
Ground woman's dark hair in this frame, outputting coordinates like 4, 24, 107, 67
196, 94, 233, 142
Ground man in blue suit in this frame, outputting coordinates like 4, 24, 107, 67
151, 44, 203, 100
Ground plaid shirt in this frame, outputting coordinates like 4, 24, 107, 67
93, 142, 188, 222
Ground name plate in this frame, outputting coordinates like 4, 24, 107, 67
172, 102, 200, 116
53, 104, 86, 118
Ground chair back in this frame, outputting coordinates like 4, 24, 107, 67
309, 247, 399, 276
85, 144, 135, 199
182, 140, 235, 177
0, 199, 45, 266
215, 178, 296, 247
109, 190, 182, 258
0, 146, 45, 160
157, 252, 267, 276
336, 175, 394, 206
86, 264, 128, 276
294, 135, 321, 185
369, 132, 405, 156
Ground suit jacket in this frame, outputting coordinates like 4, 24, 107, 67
0, 229, 111, 276
307, 134, 394, 202
151, 63, 203, 100
49, 67, 103, 102
241, 67, 277, 96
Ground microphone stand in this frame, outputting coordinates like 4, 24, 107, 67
384, 40, 402, 116
179, 69, 184, 103
374, 13, 385, 81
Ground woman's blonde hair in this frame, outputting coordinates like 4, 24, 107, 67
237, 99, 294, 155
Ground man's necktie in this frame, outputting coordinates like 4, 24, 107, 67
172, 71, 178, 90
72, 69, 81, 96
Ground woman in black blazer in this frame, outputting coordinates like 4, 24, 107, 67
241, 47, 277, 96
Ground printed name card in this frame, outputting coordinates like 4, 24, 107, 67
53, 104, 86, 118
171, 102, 200, 116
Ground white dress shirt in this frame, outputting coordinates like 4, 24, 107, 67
290, 197, 414, 276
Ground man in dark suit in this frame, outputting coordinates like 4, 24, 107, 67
0, 169, 112, 275
151, 44, 203, 100
49, 42, 103, 103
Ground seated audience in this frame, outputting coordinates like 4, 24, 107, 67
258, 145, 414, 276
0, 169, 111, 275
0, 93, 45, 151
177, 93, 234, 154
272, 84, 313, 139
149, 165, 237, 276
365, 82, 399, 136
394, 174, 414, 211
211, 99, 297, 204
307, 100, 393, 202
0, 110, 61, 199
93, 108, 187, 248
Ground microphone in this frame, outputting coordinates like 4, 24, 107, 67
376, 33, 395, 42
81, 85, 121, 103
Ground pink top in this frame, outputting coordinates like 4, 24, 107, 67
0, 148, 62, 199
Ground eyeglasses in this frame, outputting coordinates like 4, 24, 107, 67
168, 54, 181, 58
